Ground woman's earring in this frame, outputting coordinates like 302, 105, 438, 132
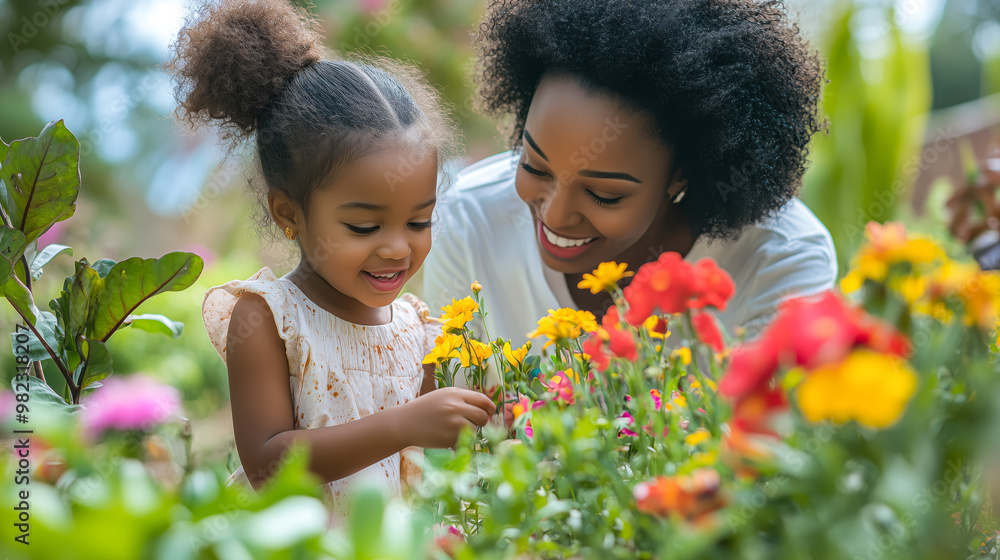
671, 186, 688, 204
284, 227, 297, 241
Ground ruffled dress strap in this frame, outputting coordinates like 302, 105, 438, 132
396, 292, 443, 354
201, 267, 300, 364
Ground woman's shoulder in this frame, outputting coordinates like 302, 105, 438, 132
433, 151, 531, 243
453, 151, 519, 190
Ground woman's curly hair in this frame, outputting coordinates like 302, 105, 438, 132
474, 0, 825, 239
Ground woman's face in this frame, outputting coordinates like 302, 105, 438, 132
515, 73, 684, 274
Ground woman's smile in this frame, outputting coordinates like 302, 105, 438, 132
535, 217, 600, 260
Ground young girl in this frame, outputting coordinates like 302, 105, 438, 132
168, 0, 495, 513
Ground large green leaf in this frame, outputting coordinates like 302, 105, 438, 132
127, 313, 185, 338
0, 225, 27, 281
30, 243, 73, 280
18, 375, 77, 409
0, 120, 81, 244
2, 275, 36, 324
12, 310, 61, 361
90, 252, 204, 342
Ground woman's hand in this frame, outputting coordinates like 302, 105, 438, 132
397, 387, 497, 448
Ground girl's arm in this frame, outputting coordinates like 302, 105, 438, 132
227, 293, 494, 489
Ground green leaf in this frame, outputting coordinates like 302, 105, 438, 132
18, 375, 76, 409
2, 275, 37, 324
90, 252, 204, 342
127, 313, 184, 338
0, 119, 81, 244
0, 225, 27, 281
50, 260, 102, 371
74, 336, 113, 390
349, 486, 387, 558
92, 258, 115, 278
30, 243, 72, 280
11, 310, 61, 361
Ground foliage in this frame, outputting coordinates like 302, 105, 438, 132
801, 3, 932, 274
1, 120, 203, 404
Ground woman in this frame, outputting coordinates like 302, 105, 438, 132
423, 0, 836, 345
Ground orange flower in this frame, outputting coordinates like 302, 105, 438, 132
634, 469, 724, 522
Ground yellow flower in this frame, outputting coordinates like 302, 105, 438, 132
440, 297, 479, 331
840, 221, 945, 294
685, 428, 710, 446
796, 349, 917, 430
503, 340, 531, 369
459, 339, 494, 368
689, 450, 718, 468
925, 262, 1000, 329
665, 392, 687, 412
527, 308, 598, 349
577, 261, 634, 294
470, 281, 483, 295
642, 315, 670, 340
422, 333, 464, 364
671, 347, 692, 366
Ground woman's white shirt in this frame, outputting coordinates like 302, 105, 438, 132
422, 151, 837, 345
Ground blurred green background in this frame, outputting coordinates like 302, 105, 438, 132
2, 0, 1000, 426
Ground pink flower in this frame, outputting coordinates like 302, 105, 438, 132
650, 389, 663, 411
619, 410, 640, 437
0, 389, 14, 424
81, 375, 181, 438
540, 370, 576, 404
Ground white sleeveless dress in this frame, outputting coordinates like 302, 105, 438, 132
202, 267, 439, 514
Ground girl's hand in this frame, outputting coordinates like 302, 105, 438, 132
397, 387, 497, 448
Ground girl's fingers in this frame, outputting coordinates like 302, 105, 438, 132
462, 404, 491, 427
462, 390, 498, 415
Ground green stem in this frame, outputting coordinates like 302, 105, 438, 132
6, 276, 77, 398
0, 203, 46, 381
473, 295, 510, 418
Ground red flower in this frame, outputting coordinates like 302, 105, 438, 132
624, 253, 734, 324
607, 327, 638, 361
624, 252, 695, 323
767, 291, 910, 369
690, 259, 735, 311
730, 385, 788, 435
602, 305, 622, 330
581, 335, 610, 371
717, 338, 781, 401
692, 311, 725, 352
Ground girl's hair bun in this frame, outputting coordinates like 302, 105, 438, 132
168, 0, 326, 140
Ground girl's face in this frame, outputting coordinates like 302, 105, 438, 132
515, 73, 685, 274
293, 142, 438, 312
